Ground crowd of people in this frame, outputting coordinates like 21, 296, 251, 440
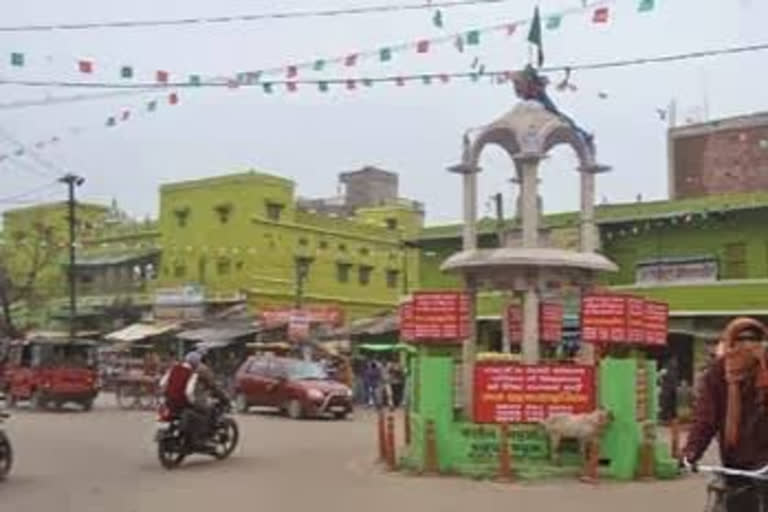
354, 357, 407, 410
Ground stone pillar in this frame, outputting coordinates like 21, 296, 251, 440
463, 276, 478, 416
500, 293, 512, 354
462, 170, 479, 251
515, 156, 542, 249
521, 284, 540, 364
579, 168, 597, 253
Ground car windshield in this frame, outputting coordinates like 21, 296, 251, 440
285, 361, 327, 380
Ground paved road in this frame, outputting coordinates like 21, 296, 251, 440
2, 396, 715, 512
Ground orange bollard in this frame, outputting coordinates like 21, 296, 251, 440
404, 408, 411, 446
386, 413, 397, 470
377, 409, 386, 462
498, 423, 513, 481
424, 419, 438, 474
638, 441, 654, 480
580, 439, 600, 484
670, 419, 680, 460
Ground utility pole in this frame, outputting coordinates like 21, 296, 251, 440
59, 173, 84, 340
294, 257, 311, 309
493, 192, 504, 247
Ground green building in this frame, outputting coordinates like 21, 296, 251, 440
417, 191, 768, 383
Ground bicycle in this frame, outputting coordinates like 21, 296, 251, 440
695, 463, 768, 511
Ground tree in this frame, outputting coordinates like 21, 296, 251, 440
0, 223, 58, 338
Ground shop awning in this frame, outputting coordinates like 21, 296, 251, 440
105, 322, 179, 343
358, 343, 416, 354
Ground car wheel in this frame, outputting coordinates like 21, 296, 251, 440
234, 393, 249, 414
286, 399, 304, 420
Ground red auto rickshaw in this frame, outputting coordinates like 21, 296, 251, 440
3, 337, 100, 411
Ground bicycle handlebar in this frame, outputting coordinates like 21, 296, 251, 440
698, 464, 768, 481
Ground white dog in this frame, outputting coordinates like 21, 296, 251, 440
539, 409, 613, 465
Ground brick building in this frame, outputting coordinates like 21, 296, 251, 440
669, 112, 768, 199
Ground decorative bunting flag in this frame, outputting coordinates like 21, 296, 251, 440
286, 81, 297, 92
528, 6, 544, 67
263, 82, 273, 94
421, 75, 432, 85
78, 60, 93, 73
226, 79, 239, 89
546, 15, 562, 30
287, 65, 298, 78
470, 73, 480, 82
156, 70, 169, 83
395, 77, 405, 87
432, 9, 443, 28
416, 40, 430, 54
345, 54, 358, 66
11, 52, 24, 67
120, 66, 133, 79
379, 48, 392, 62
638, 0, 655, 12
313, 59, 325, 71
439, 74, 451, 83
189, 74, 201, 86
593, 7, 609, 23
506, 23, 517, 36
13, 148, 23, 156
362, 78, 373, 87
147, 100, 157, 112
346, 79, 356, 90
168, 92, 179, 105
318, 81, 329, 92
454, 35, 465, 53
466, 30, 480, 46
121, 110, 131, 121
106, 117, 116, 127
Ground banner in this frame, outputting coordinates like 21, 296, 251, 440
581, 295, 628, 343
506, 304, 523, 344
399, 301, 415, 341
474, 363, 596, 423
539, 302, 564, 343
644, 301, 669, 345
407, 291, 469, 342
260, 305, 344, 328
626, 296, 646, 343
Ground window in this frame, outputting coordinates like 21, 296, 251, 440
338, 243, 347, 252
298, 237, 309, 247
386, 218, 398, 230
236, 261, 244, 272
319, 240, 328, 250
723, 242, 748, 279
386, 270, 400, 289
266, 202, 284, 221
173, 264, 186, 278
214, 204, 233, 224
359, 247, 370, 256
359, 265, 373, 286
336, 263, 351, 283
217, 258, 232, 275
173, 207, 190, 227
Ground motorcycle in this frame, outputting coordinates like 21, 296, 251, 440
154, 399, 239, 470
0, 411, 12, 481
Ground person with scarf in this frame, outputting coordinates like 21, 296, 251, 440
682, 317, 768, 511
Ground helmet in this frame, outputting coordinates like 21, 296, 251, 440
184, 350, 203, 368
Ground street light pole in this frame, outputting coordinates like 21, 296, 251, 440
59, 173, 84, 340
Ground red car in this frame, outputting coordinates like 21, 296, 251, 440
3, 338, 100, 411
233, 356, 353, 420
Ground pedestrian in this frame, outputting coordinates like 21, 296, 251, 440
362, 358, 380, 408
660, 359, 679, 423
389, 360, 405, 408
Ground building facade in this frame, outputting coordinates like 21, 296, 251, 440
669, 112, 768, 199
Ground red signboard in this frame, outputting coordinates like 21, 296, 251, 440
626, 297, 646, 343
474, 363, 596, 423
539, 303, 564, 343
407, 291, 469, 342
581, 295, 628, 343
288, 311, 311, 342
398, 301, 415, 341
506, 305, 523, 344
644, 301, 669, 345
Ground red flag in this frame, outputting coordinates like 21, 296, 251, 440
121, 110, 130, 121
287, 65, 298, 78
439, 74, 450, 83
395, 77, 405, 87
593, 7, 609, 23
346, 79, 356, 90
344, 54, 358, 66
168, 92, 179, 105
156, 70, 169, 83
416, 40, 430, 54
286, 81, 298, 92
506, 23, 517, 35
78, 60, 93, 73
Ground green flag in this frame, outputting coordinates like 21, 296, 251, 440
466, 30, 480, 46
120, 66, 133, 79
362, 78, 374, 87
421, 75, 432, 85
262, 82, 273, 94
432, 9, 443, 28
527, 6, 544, 67
638, 0, 655, 12
318, 81, 329, 92
313, 59, 325, 71
147, 100, 157, 112
11, 52, 24, 67
546, 15, 562, 30
189, 75, 201, 86
379, 47, 392, 62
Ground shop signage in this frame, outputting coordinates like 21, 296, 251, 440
399, 301, 415, 340
288, 311, 311, 342
581, 294, 669, 345
261, 305, 344, 328
636, 258, 718, 285
506, 302, 563, 344
401, 291, 469, 342
153, 285, 205, 320
474, 363, 596, 423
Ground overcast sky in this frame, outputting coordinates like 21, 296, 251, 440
0, 0, 765, 225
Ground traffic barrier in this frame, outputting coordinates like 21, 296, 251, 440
386, 413, 396, 470
404, 408, 411, 446
638, 440, 655, 480
498, 423, 513, 481
424, 419, 438, 474
670, 419, 680, 460
377, 409, 386, 462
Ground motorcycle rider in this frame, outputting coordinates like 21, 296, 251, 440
159, 350, 230, 449
682, 317, 768, 511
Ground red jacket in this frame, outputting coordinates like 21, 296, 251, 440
684, 358, 768, 469
162, 363, 194, 411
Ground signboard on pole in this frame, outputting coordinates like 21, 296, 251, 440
626, 297, 646, 343
474, 363, 596, 423
506, 304, 523, 344
404, 291, 469, 342
581, 295, 627, 343
644, 301, 669, 345
539, 302, 564, 343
